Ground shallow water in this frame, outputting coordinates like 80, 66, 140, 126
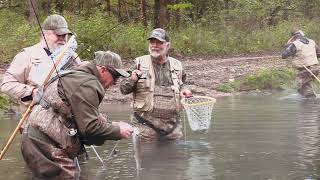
1, 92, 320, 179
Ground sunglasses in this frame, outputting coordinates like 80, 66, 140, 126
106, 67, 121, 82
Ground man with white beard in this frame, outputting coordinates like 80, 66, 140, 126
120, 28, 192, 141
1, 14, 81, 113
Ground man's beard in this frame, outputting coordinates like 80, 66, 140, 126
149, 47, 166, 59
48, 42, 65, 53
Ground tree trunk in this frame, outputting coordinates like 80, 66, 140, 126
78, 0, 84, 11
55, 0, 64, 14
106, 0, 111, 13
140, 0, 147, 26
124, 1, 130, 19
117, 0, 123, 21
26, 0, 37, 24
154, 0, 160, 28
41, 0, 51, 13
282, 0, 292, 20
153, 0, 169, 28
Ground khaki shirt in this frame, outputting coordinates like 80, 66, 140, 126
0, 42, 81, 104
120, 56, 187, 94
58, 62, 121, 144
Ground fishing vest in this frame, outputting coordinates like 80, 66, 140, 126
292, 39, 319, 68
132, 55, 183, 113
26, 78, 82, 158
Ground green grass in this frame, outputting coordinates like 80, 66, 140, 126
216, 67, 297, 92
0, 94, 11, 111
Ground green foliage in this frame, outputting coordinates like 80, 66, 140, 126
1, 5, 320, 63
0, 94, 11, 111
66, 11, 149, 60
216, 67, 296, 92
216, 81, 240, 93
0, 9, 38, 63
167, 3, 193, 11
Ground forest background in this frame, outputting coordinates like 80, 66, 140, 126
1, 0, 320, 63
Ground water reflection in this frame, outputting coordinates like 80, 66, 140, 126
1, 93, 320, 179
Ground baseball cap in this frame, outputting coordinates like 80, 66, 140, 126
42, 14, 72, 35
147, 28, 170, 42
93, 51, 130, 78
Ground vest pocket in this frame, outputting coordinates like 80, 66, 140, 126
133, 92, 153, 111
136, 76, 151, 90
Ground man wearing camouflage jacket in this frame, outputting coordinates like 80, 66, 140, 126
22, 51, 133, 179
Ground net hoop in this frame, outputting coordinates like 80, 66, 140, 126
181, 96, 216, 131
181, 96, 216, 107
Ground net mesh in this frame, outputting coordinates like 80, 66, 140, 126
181, 96, 216, 131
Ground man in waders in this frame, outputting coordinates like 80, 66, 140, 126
282, 29, 320, 98
21, 51, 133, 179
120, 28, 192, 141
1, 14, 81, 113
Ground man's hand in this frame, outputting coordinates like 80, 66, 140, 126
130, 70, 143, 81
32, 88, 38, 98
32, 86, 44, 104
115, 121, 133, 139
180, 89, 192, 98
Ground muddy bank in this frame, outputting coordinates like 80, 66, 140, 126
104, 54, 287, 103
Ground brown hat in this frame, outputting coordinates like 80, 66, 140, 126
93, 51, 130, 78
147, 28, 170, 42
42, 14, 72, 35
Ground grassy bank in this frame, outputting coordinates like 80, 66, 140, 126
216, 67, 297, 93
1, 10, 320, 63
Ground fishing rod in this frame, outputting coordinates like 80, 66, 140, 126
0, 0, 146, 161
0, 0, 77, 160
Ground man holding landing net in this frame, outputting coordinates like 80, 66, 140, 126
120, 28, 192, 141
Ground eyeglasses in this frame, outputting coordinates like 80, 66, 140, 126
106, 67, 121, 82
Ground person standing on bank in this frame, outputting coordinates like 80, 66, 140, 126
282, 28, 320, 98
21, 51, 133, 179
1, 14, 81, 113
120, 28, 192, 141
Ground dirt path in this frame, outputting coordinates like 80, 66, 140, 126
104, 54, 287, 103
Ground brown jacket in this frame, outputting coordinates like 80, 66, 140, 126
57, 62, 122, 145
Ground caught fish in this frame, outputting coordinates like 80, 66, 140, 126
132, 127, 141, 174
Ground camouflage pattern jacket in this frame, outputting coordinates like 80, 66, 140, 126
26, 62, 122, 157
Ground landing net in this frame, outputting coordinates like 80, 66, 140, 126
181, 96, 216, 131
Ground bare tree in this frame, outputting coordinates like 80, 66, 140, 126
55, 0, 64, 14
41, 0, 51, 13
26, 0, 37, 24
140, 0, 147, 26
117, 0, 123, 21
106, 0, 111, 13
154, 0, 170, 28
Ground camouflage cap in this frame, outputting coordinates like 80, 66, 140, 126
42, 14, 72, 35
93, 51, 130, 78
147, 28, 170, 42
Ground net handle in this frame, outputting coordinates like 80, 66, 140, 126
181, 96, 216, 107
